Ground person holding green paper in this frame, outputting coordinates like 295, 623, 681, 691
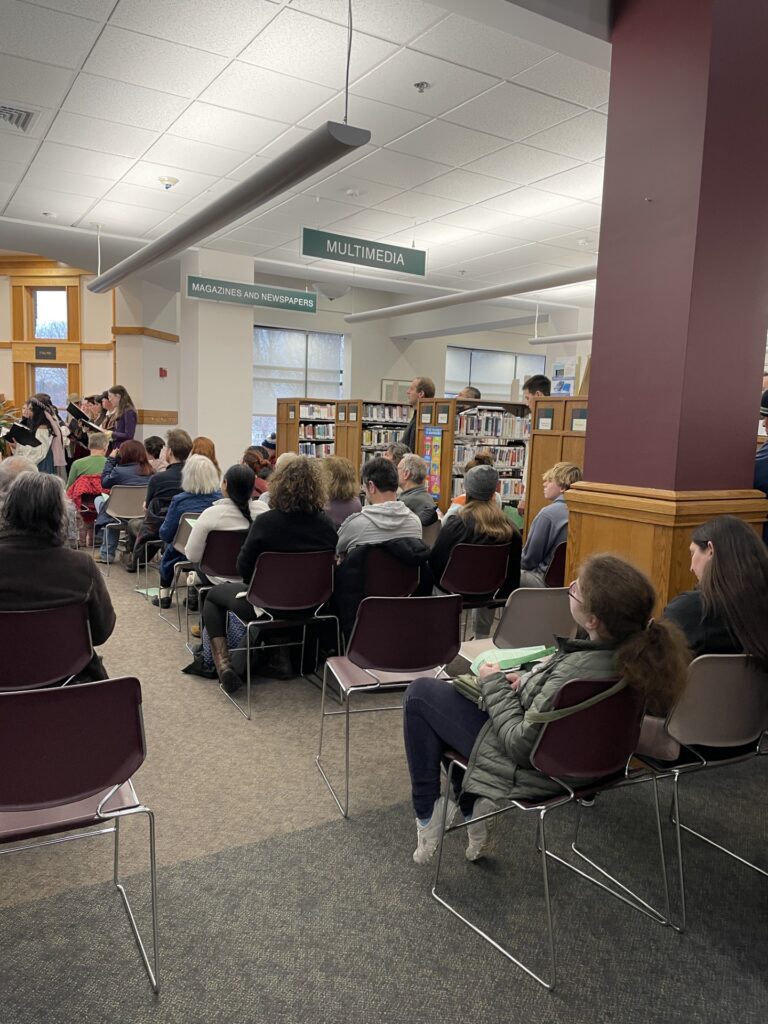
403, 554, 690, 865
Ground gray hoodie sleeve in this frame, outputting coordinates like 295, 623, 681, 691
520, 506, 555, 571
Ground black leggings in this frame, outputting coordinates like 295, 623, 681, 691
202, 582, 260, 639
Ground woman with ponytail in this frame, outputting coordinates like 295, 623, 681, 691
403, 554, 691, 865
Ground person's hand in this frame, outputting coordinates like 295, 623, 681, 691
478, 661, 501, 678
506, 672, 521, 690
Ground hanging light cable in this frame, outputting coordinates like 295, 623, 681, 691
343, 0, 353, 125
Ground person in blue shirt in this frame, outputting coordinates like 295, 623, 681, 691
519, 461, 582, 587
754, 389, 768, 543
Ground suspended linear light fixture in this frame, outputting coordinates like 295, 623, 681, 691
527, 332, 593, 346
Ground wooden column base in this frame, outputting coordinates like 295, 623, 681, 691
565, 482, 768, 610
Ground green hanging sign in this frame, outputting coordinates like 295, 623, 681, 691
302, 227, 426, 276
186, 275, 317, 313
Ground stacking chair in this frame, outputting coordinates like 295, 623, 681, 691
432, 677, 670, 991
184, 528, 249, 640
0, 677, 159, 992
636, 654, 768, 931
362, 546, 420, 597
0, 604, 94, 689
93, 484, 148, 577
544, 542, 567, 587
224, 549, 339, 721
152, 516, 202, 631
316, 594, 462, 817
422, 519, 441, 547
459, 586, 574, 663
438, 542, 512, 638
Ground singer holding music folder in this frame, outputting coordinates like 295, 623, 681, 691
7, 398, 54, 472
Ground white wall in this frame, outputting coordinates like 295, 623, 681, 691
81, 277, 112, 343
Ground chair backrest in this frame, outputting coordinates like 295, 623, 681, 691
531, 677, 644, 780
439, 542, 511, 596
346, 594, 462, 672
172, 514, 200, 554
103, 483, 148, 519
422, 520, 442, 548
544, 542, 567, 587
0, 604, 94, 690
247, 549, 335, 611
666, 654, 768, 747
494, 587, 575, 649
363, 546, 419, 597
199, 529, 248, 577
0, 677, 145, 811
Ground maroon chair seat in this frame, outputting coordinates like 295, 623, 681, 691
0, 604, 94, 690
544, 542, 567, 587
0, 677, 159, 992
439, 542, 512, 608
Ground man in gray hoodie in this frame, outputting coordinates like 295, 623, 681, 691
337, 456, 421, 558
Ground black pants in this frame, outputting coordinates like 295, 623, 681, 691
202, 582, 260, 639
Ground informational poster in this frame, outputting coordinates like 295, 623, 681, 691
422, 426, 442, 499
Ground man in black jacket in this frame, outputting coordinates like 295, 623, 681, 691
401, 376, 435, 454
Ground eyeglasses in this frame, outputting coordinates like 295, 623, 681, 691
568, 580, 582, 604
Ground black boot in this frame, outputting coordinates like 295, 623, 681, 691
211, 636, 243, 694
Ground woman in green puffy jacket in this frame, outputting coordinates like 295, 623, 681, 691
403, 554, 690, 865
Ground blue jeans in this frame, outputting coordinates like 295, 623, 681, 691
403, 677, 489, 819
94, 496, 120, 560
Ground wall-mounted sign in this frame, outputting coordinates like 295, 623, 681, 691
186, 276, 317, 313
302, 227, 426, 276
34, 345, 57, 359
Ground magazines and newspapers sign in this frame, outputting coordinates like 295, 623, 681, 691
186, 276, 317, 313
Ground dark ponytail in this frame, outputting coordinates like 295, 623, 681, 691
223, 464, 255, 523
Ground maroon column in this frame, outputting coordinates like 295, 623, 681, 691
585, 0, 768, 490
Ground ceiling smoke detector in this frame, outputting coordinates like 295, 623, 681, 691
413, 81, 431, 94
311, 281, 350, 302
158, 176, 179, 191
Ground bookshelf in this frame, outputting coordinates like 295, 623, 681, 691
414, 398, 530, 514
276, 398, 337, 458
336, 399, 411, 475
524, 395, 589, 538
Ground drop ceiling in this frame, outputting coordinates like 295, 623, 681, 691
0, 0, 608, 308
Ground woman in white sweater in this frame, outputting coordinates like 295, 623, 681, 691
12, 398, 54, 471
184, 463, 267, 585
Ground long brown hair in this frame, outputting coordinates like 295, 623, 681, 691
457, 497, 515, 543
579, 555, 690, 713
118, 440, 153, 476
191, 436, 220, 474
107, 385, 135, 418
321, 456, 358, 502
692, 516, 768, 669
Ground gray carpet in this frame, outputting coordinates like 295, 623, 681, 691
1, 760, 766, 1024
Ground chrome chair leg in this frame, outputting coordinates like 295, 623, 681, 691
113, 808, 160, 994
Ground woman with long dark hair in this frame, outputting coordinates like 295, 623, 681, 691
242, 445, 272, 496
104, 385, 137, 448
663, 515, 768, 668
13, 396, 54, 472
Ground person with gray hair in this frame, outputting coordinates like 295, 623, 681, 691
66, 431, 109, 487
397, 453, 438, 527
0, 473, 115, 682
0, 455, 38, 495
383, 441, 410, 467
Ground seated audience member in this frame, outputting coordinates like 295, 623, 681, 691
443, 454, 501, 522
144, 435, 167, 473
662, 516, 768, 665
67, 431, 108, 487
0, 455, 37, 511
519, 462, 582, 587
185, 464, 264, 586
397, 454, 438, 528
0, 473, 116, 682
13, 396, 54, 472
383, 441, 410, 467
403, 555, 689, 864
321, 456, 362, 527
201, 456, 337, 692
242, 445, 273, 496
754, 390, 768, 542
95, 440, 154, 564
152, 454, 222, 607
191, 436, 221, 476
457, 386, 481, 400
429, 464, 522, 638
122, 428, 193, 571
337, 456, 421, 559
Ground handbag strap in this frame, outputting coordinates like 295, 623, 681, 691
524, 677, 629, 724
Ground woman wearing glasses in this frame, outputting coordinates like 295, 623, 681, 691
403, 554, 691, 865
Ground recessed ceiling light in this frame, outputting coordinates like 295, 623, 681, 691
345, 187, 361, 198
41, 210, 57, 218
158, 176, 179, 191
414, 81, 431, 94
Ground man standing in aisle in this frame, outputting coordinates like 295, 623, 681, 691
521, 374, 551, 409
457, 385, 481, 400
402, 376, 435, 453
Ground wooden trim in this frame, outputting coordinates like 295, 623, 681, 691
0, 263, 89, 278
0, 341, 12, 349
67, 285, 80, 343
112, 326, 180, 343
12, 276, 81, 288
11, 285, 24, 340
137, 409, 178, 425
12, 362, 25, 408
11, 341, 81, 364
80, 343, 115, 351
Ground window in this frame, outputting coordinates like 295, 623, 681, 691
33, 289, 68, 339
252, 327, 344, 443
445, 346, 546, 403
33, 365, 69, 409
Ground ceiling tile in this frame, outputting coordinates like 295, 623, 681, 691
169, 103, 287, 152
482, 186, 576, 218
0, 0, 102, 68
239, 9, 397, 89
255, 194, 363, 231
427, 233, 517, 267
540, 230, 599, 253
470, 262, 566, 285
523, 242, 598, 268
83, 27, 227, 98
352, 50, 498, 117
435, 206, 531, 237
0, 106, 55, 141
512, 53, 610, 108
352, 149, 448, 189
31, 142, 134, 180
524, 110, 607, 161
22, 165, 113, 198
63, 75, 188, 131
484, 216, 581, 242
462, 142, 579, 185
384, 222, 472, 247
376, 191, 461, 219
144, 135, 250, 176
255, 245, 311, 265
4, 187, 96, 225
300, 95, 430, 146
289, 0, 445, 44
415, 169, 511, 203
444, 82, 582, 142
0, 133, 37, 164
305, 175, 401, 209
200, 62, 335, 123
81, 199, 167, 234
532, 201, 601, 229
123, 161, 219, 196
410, 13, 552, 79
536, 163, 604, 200
0, 182, 14, 207
326, 209, 414, 237
0, 54, 73, 109
389, 120, 507, 166
110, 0, 278, 56
28, 1, 109, 18
171, 179, 244, 215
258, 126, 313, 158
220, 224, 300, 248
0, 158, 24, 187
202, 238, 274, 257
47, 112, 159, 158
104, 182, 191, 212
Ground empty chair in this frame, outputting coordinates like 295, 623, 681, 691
544, 542, 567, 587
459, 587, 574, 663
93, 484, 149, 577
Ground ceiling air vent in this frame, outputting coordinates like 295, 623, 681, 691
0, 105, 38, 133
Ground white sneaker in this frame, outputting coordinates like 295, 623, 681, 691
412, 795, 458, 865
465, 797, 500, 861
